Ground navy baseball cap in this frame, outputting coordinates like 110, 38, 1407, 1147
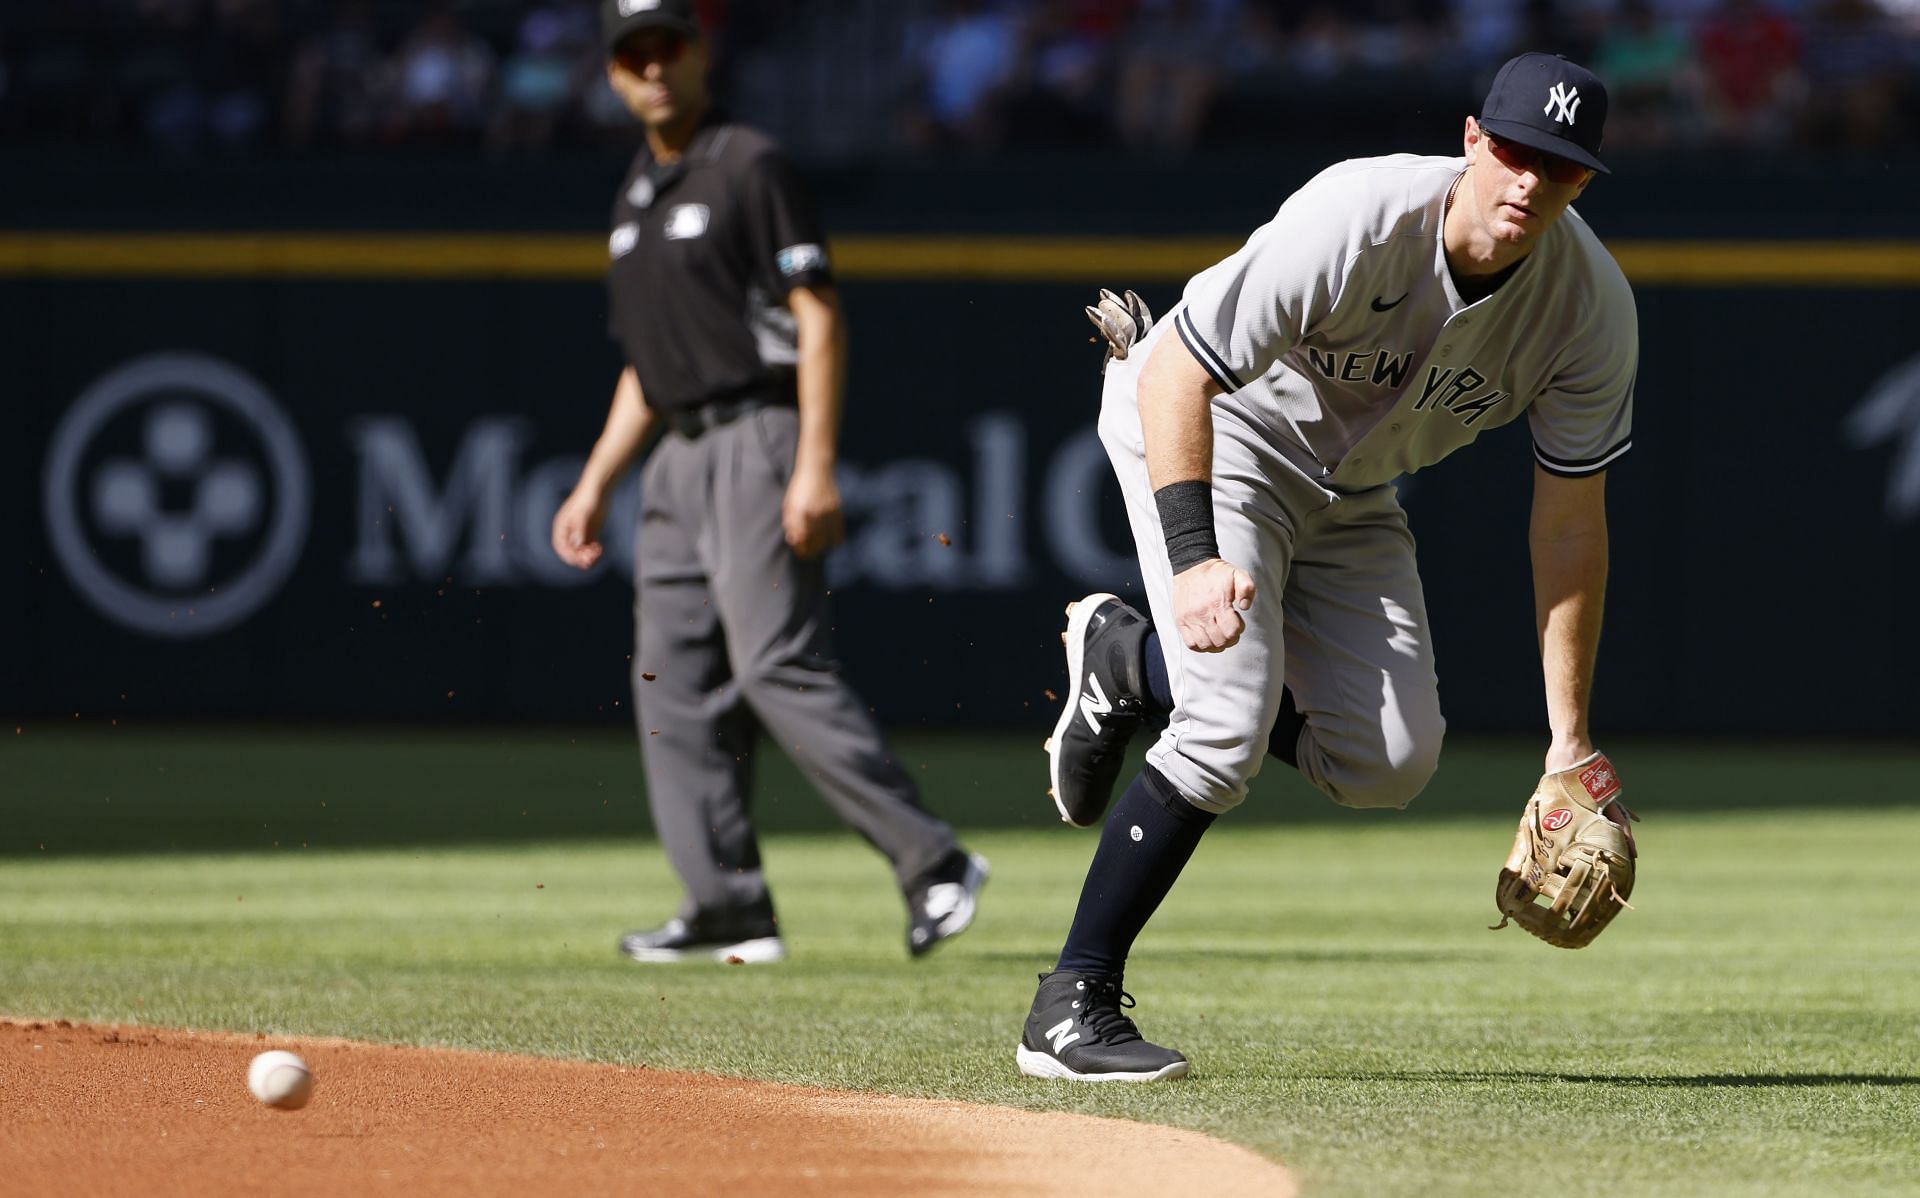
1478, 52, 1610, 175
602, 0, 700, 52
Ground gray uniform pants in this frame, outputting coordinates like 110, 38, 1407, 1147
1099, 371, 1447, 815
633, 405, 955, 916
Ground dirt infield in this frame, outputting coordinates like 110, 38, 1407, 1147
1, 1018, 1294, 1197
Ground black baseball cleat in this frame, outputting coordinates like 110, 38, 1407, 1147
1045, 593, 1152, 827
619, 901, 786, 964
906, 849, 990, 957
1015, 970, 1190, 1082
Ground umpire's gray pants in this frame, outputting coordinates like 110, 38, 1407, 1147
632, 405, 956, 917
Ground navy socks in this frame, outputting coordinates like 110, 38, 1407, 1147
1143, 631, 1175, 711
1268, 685, 1305, 767
1142, 630, 1306, 766
1055, 766, 1215, 978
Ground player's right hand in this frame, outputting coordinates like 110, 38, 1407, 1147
551, 486, 611, 570
1171, 558, 1256, 652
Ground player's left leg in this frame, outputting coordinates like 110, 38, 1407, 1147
1018, 385, 1304, 1081
708, 406, 987, 956
1278, 483, 1444, 810
1055, 472, 1442, 812
1049, 595, 1321, 828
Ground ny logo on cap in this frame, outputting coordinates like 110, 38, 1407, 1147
1545, 82, 1581, 125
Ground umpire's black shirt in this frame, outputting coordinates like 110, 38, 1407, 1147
607, 112, 832, 414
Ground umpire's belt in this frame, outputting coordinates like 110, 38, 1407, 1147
662, 392, 793, 439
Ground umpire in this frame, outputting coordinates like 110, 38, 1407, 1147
552, 0, 987, 964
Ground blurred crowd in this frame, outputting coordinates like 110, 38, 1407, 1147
901, 0, 1920, 156
4, 0, 1919, 160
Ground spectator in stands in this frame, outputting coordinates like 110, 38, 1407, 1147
1114, 0, 1239, 154
489, 0, 596, 153
118, 2, 200, 150
196, 0, 283, 151
1346, 0, 1434, 72
1591, 0, 1698, 151
1449, 0, 1528, 68
1798, 0, 1908, 149
1276, 5, 1354, 83
1695, 0, 1804, 148
385, 1, 495, 144
901, 0, 1024, 150
284, 0, 383, 148
1006, 0, 1125, 148
7, 0, 1920, 159
122, 0, 282, 154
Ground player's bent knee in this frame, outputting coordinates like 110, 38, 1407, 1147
1326, 735, 1442, 810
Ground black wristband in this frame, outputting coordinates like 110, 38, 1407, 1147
1153, 480, 1219, 574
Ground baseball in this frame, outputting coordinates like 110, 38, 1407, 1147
246, 1050, 313, 1110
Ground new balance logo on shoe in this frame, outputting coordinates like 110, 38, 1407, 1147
1017, 970, 1191, 1082
1079, 674, 1112, 734
1045, 1019, 1082, 1054
1048, 594, 1152, 829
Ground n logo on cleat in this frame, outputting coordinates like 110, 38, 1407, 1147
1045, 1019, 1082, 1054
1079, 674, 1112, 735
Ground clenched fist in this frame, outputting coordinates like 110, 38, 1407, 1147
1172, 558, 1255, 651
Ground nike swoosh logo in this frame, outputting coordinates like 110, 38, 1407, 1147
1371, 294, 1407, 312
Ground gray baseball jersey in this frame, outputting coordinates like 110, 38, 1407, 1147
1171, 154, 1636, 491
1099, 153, 1637, 813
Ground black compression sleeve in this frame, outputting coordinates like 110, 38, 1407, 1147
1154, 480, 1218, 574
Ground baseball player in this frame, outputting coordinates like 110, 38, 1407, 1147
1020, 53, 1640, 1082
551, 0, 986, 964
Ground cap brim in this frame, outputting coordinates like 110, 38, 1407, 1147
1477, 117, 1609, 175
606, 15, 700, 53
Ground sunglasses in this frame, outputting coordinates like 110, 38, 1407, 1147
1480, 128, 1593, 185
614, 31, 690, 71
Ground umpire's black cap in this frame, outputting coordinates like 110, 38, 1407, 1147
1478, 52, 1610, 175
602, 0, 701, 52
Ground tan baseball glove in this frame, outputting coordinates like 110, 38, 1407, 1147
1492, 752, 1638, 949
1084, 288, 1152, 373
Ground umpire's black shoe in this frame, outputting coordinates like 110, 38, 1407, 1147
1016, 970, 1190, 1082
906, 849, 990, 958
619, 901, 786, 964
1046, 593, 1152, 827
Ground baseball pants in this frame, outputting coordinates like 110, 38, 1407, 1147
1098, 367, 1446, 815
632, 404, 957, 915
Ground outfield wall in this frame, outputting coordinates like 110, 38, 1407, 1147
8, 230, 1916, 737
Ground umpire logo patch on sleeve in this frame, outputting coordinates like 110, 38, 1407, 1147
776, 243, 827, 277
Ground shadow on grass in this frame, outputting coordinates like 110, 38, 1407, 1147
1320, 1071, 1920, 1088
6, 726, 1918, 857
960, 949, 1497, 967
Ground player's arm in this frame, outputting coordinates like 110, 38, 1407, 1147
551, 365, 659, 569
1528, 465, 1608, 771
1139, 334, 1255, 653
1144, 181, 1350, 653
782, 283, 847, 559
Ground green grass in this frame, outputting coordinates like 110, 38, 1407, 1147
3, 729, 1919, 1195
7, 725, 1917, 853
